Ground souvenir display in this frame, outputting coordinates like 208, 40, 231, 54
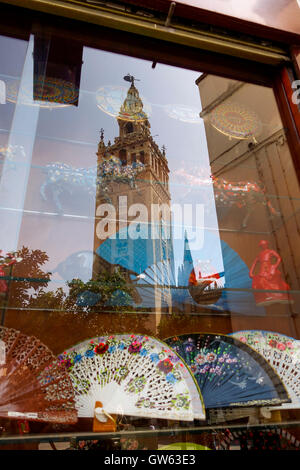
172, 169, 280, 229
60, 334, 206, 422
164, 334, 290, 409
230, 330, 300, 410
6, 76, 78, 108
209, 101, 262, 142
249, 240, 293, 306
0, 327, 77, 424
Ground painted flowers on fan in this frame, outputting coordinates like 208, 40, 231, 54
94, 343, 109, 354
128, 340, 143, 354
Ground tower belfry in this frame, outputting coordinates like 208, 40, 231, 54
95, 77, 170, 210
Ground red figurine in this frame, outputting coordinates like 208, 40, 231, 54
249, 240, 292, 306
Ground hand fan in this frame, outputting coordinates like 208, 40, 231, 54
60, 334, 205, 422
164, 333, 290, 409
134, 261, 176, 309
230, 330, 300, 410
0, 326, 77, 424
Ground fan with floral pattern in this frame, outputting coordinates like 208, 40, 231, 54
230, 330, 300, 410
164, 333, 290, 409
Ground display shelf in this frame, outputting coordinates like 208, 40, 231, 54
0, 420, 300, 446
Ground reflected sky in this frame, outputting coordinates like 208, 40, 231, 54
0, 35, 223, 292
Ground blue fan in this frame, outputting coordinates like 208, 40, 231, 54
96, 224, 176, 310
164, 333, 290, 409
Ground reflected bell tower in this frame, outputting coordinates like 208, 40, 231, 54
93, 75, 174, 327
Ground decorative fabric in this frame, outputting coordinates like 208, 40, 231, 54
0, 326, 77, 424
60, 334, 205, 421
230, 330, 300, 410
164, 334, 290, 409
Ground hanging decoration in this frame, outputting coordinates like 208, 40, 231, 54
60, 334, 206, 422
6, 76, 78, 108
249, 240, 293, 306
209, 101, 262, 143
230, 330, 300, 410
164, 333, 290, 409
0, 326, 77, 424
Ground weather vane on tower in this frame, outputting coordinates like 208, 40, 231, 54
123, 74, 140, 86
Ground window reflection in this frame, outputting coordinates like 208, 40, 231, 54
0, 30, 300, 442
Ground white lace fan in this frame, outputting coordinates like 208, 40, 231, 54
230, 330, 300, 410
0, 326, 77, 423
60, 334, 205, 421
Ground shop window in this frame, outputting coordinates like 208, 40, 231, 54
0, 17, 300, 451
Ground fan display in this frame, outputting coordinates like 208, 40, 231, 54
209, 101, 262, 142
164, 334, 290, 409
230, 330, 300, 410
0, 326, 77, 424
59, 334, 205, 421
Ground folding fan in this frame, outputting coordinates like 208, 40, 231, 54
0, 326, 77, 424
164, 333, 290, 409
60, 334, 205, 422
134, 261, 176, 309
230, 330, 300, 410
96, 227, 266, 316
